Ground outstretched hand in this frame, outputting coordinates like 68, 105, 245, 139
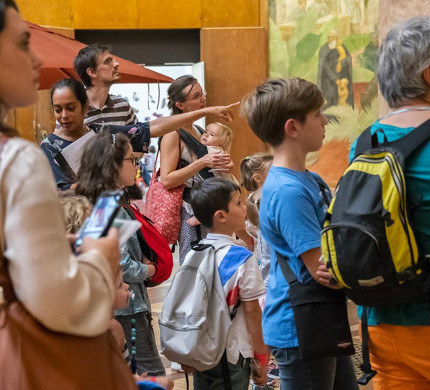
209, 102, 240, 122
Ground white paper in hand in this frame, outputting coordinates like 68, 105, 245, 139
112, 218, 142, 247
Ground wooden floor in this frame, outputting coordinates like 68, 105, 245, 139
148, 255, 373, 389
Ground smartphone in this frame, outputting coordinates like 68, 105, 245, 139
74, 190, 123, 250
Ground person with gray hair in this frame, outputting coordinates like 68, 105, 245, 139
348, 16, 430, 389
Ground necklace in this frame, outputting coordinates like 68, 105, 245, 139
381, 106, 430, 120
129, 291, 137, 375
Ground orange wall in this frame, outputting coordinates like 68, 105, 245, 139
16, 0, 261, 29
200, 0, 260, 28
16, 0, 73, 28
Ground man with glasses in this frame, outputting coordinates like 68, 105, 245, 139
74, 43, 138, 127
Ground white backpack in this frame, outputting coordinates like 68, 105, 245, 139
159, 239, 235, 372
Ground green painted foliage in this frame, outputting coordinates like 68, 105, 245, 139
342, 33, 372, 53
296, 33, 321, 63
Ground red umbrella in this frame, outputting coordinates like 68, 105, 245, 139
27, 22, 173, 90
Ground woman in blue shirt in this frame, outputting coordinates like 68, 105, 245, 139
349, 17, 430, 390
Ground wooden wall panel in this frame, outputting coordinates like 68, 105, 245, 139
7, 90, 56, 144
16, 0, 73, 27
14, 106, 35, 142
137, 0, 201, 29
201, 27, 268, 182
17, 0, 264, 30
71, 0, 137, 29
201, 0, 260, 28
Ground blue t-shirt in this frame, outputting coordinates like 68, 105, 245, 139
350, 120, 430, 326
260, 166, 331, 348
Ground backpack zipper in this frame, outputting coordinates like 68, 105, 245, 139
322, 223, 381, 288
353, 153, 417, 268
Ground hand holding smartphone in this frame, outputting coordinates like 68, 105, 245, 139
74, 190, 123, 253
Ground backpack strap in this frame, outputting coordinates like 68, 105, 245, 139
355, 118, 430, 159
194, 124, 205, 135
178, 129, 214, 180
122, 205, 155, 263
189, 239, 240, 390
311, 174, 331, 207
388, 118, 430, 159
354, 126, 373, 157
357, 308, 377, 385
275, 251, 299, 285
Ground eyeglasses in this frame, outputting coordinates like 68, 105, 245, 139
183, 90, 207, 101
123, 156, 140, 167
96, 56, 115, 67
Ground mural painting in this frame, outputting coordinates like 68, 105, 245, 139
269, 0, 379, 185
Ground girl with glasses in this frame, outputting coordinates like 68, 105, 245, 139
75, 131, 166, 378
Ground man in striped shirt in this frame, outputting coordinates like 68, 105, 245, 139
74, 43, 138, 127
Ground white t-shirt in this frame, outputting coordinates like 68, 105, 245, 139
202, 233, 266, 364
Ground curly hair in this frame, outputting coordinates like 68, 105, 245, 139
58, 192, 93, 234
75, 131, 129, 204
209, 122, 233, 152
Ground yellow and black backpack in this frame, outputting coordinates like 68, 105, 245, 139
321, 120, 430, 385
321, 120, 430, 307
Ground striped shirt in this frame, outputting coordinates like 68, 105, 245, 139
85, 94, 138, 126
203, 233, 266, 364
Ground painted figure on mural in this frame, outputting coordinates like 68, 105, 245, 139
343, 0, 362, 34
317, 30, 354, 109
309, 0, 331, 18
287, 0, 307, 21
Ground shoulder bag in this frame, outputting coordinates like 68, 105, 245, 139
144, 131, 184, 244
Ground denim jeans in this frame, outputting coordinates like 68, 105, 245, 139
193, 354, 250, 390
270, 346, 358, 390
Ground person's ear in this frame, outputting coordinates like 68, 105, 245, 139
284, 118, 299, 139
175, 101, 185, 112
253, 172, 263, 188
213, 209, 227, 224
86, 67, 96, 80
423, 66, 430, 86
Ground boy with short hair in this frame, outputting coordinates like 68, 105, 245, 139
188, 177, 268, 389
242, 78, 357, 389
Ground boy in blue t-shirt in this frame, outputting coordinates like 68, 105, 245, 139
242, 78, 357, 389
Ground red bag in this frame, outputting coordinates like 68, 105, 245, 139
125, 205, 173, 285
144, 133, 184, 244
